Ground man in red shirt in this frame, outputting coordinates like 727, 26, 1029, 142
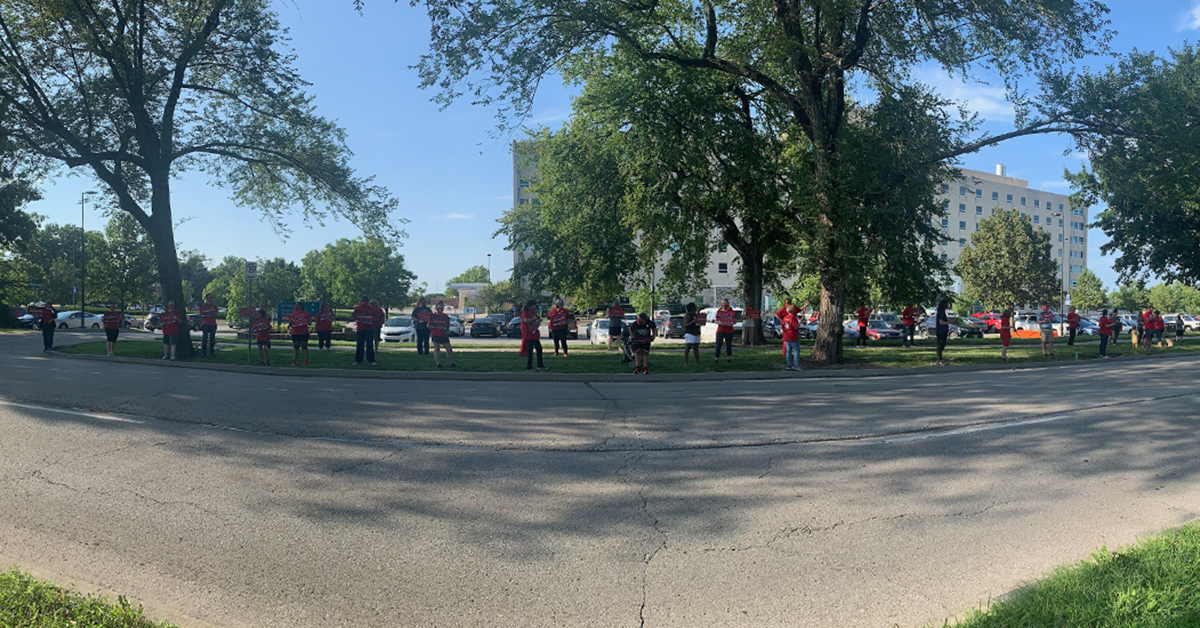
160, 301, 181, 361
547, 299, 570, 357
1142, 308, 1155, 350
1066, 306, 1081, 346
102, 303, 123, 356
251, 307, 272, 365
901, 302, 918, 348
781, 304, 802, 371
315, 301, 336, 351
1097, 309, 1112, 358
288, 302, 313, 366
714, 299, 737, 363
855, 304, 872, 347
38, 301, 57, 351
199, 294, 219, 357
352, 297, 377, 365
521, 299, 547, 371
428, 301, 456, 368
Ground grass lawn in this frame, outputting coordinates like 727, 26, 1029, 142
944, 523, 1200, 627
58, 334, 1200, 373
0, 568, 177, 628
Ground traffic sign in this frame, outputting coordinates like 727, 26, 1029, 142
245, 262, 258, 278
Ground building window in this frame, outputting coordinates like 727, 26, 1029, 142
1007, 194, 1013, 203
1034, 199, 1040, 208
975, 223, 980, 232
941, 253, 948, 261
975, 189, 982, 198
1070, 250, 1083, 259
976, 206, 983, 215
1020, 212, 1027, 219
958, 203, 966, 212
1058, 248, 1062, 257
1058, 233, 1063, 242
992, 191, 999, 201
960, 186, 967, 196
1070, 265, 1083, 273
518, 179, 531, 188
959, 238, 966, 246
942, 183, 949, 193
1059, 204, 1065, 211
1058, 218, 1064, 227
942, 199, 950, 210
1021, 197, 1027, 206
1070, 280, 1078, 288
959, 221, 966, 230
941, 218, 949, 228
1032, 216, 1039, 224
718, 263, 728, 273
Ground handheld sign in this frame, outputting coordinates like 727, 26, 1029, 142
745, 309, 761, 320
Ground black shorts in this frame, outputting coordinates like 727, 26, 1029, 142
431, 335, 451, 345
291, 333, 310, 348
633, 343, 651, 353
375, 328, 382, 340
257, 339, 270, 347
105, 329, 119, 342
162, 334, 177, 345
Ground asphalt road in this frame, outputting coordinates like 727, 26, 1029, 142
2, 330, 1199, 628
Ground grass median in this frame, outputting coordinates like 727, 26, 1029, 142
56, 334, 1200, 373
0, 568, 177, 628
943, 522, 1200, 627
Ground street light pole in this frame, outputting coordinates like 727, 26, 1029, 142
487, 253, 491, 283
80, 190, 97, 327
1053, 210, 1067, 334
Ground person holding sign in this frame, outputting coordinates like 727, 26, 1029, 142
714, 299, 737, 363
683, 302, 702, 366
999, 306, 1014, 363
1066, 306, 1081, 346
1038, 304, 1056, 358
251, 308, 272, 365
411, 297, 432, 355
856, 304, 872, 347
521, 299, 547, 371
37, 302, 57, 351
901, 302, 919, 348
315, 301, 335, 350
629, 313, 656, 374
781, 304, 802, 371
606, 299, 625, 351
428, 301, 456, 368
547, 299, 570, 357
352, 297, 377, 366
102, 303, 122, 356
288, 302, 313, 366
199, 295, 219, 356
160, 301, 182, 361
1098, 309, 1113, 358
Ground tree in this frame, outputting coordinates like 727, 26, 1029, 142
445, 265, 490, 297
1148, 282, 1200, 315
179, 251, 213, 304
1109, 281, 1149, 313
204, 255, 249, 310
475, 280, 523, 314
1071, 269, 1107, 312
409, 0, 1111, 363
0, 0, 401, 356
957, 210, 1059, 310
1055, 46, 1200, 284
303, 238, 414, 309
253, 258, 302, 309
92, 213, 157, 310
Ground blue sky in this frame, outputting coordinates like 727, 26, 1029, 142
24, 1, 1200, 294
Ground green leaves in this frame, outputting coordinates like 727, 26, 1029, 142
1071, 268, 1107, 312
957, 209, 1059, 310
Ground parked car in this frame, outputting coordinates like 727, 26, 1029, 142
143, 313, 160, 331
446, 315, 465, 337
916, 317, 964, 339
870, 313, 904, 331
469, 315, 504, 338
55, 311, 104, 329
381, 316, 415, 343
949, 317, 985, 338
506, 316, 524, 338
567, 313, 580, 339
186, 313, 203, 331
661, 315, 687, 339
1176, 314, 1200, 332
859, 320, 904, 341
589, 318, 615, 345
973, 312, 1006, 333
1076, 318, 1100, 336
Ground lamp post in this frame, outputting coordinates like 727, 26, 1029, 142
1053, 210, 1067, 334
80, 190, 98, 327
486, 253, 491, 283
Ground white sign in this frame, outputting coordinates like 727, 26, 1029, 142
463, 307, 477, 316
245, 262, 257, 279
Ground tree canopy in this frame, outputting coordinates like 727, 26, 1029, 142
302, 238, 414, 309
956, 209, 1058, 310
445, 265, 490, 297
1071, 268, 1107, 312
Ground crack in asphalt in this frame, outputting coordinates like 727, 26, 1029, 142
637, 489, 668, 628
329, 448, 405, 476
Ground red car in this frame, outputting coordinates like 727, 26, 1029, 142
973, 312, 1005, 333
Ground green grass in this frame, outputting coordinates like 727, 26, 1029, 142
0, 568, 178, 628
944, 523, 1200, 627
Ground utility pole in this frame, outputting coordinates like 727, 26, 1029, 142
79, 190, 97, 327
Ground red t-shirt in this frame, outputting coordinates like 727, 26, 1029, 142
1000, 315, 1012, 333
1143, 310, 1154, 328
160, 308, 181, 335
199, 303, 219, 326
251, 317, 272, 342
521, 311, 541, 340
1098, 316, 1112, 336
715, 308, 737, 334
288, 310, 312, 335
1067, 312, 1080, 329
315, 310, 335, 332
39, 306, 54, 323
353, 304, 376, 330
428, 312, 450, 337
857, 307, 870, 326
781, 314, 800, 342
1152, 315, 1163, 330
372, 306, 386, 328
547, 308, 569, 330
902, 307, 917, 326
607, 305, 625, 320
102, 311, 122, 329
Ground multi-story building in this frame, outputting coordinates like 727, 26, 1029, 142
936, 165, 1087, 292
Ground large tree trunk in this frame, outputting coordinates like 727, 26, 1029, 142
811, 265, 845, 364
740, 247, 766, 346
143, 194, 194, 358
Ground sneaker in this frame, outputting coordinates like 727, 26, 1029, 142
633, 367, 641, 374
527, 368, 535, 372
161, 356, 167, 360
369, 362, 377, 366
727, 359, 732, 363
436, 364, 442, 369
449, 363, 456, 368
257, 361, 264, 366
303, 361, 308, 366
538, 366, 549, 371
291, 361, 296, 366
170, 356, 176, 361
642, 368, 649, 375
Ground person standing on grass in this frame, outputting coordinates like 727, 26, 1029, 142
683, 302, 702, 366
428, 301, 456, 368
102, 303, 122, 356
1153, 309, 1166, 348
370, 299, 385, 354
315, 301, 335, 351
1136, 308, 1148, 350
199, 295, 219, 357
1066, 306, 1081, 346
1098, 309, 1112, 358
606, 299, 625, 351
548, 299, 570, 357
781, 304, 802, 371
629, 312, 656, 374
901, 302, 918, 348
251, 308, 272, 365
160, 301, 181, 361
521, 299, 547, 371
855, 303, 871, 347
1110, 309, 1123, 345
38, 301, 57, 351
411, 297, 432, 356
1177, 313, 1186, 345
352, 297, 377, 366
999, 306, 1013, 363
1038, 304, 1056, 358
287, 302, 313, 366
935, 299, 950, 365
714, 298, 737, 363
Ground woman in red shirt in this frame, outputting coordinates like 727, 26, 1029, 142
198, 295, 219, 357
160, 301, 181, 361
781, 304, 802, 371
1066, 306, 1081, 346
714, 299, 737, 363
521, 299, 546, 371
251, 308, 272, 365
314, 301, 335, 351
102, 303, 123, 356
547, 299, 570, 357
999, 306, 1013, 363
901, 302, 918, 348
1097, 309, 1112, 358
428, 301, 456, 368
287, 302, 313, 366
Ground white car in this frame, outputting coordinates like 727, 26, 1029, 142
447, 315, 465, 337
589, 319, 615, 345
699, 307, 744, 342
56, 310, 104, 329
380, 316, 415, 343
1166, 314, 1200, 332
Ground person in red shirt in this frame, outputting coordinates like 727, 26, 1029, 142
38, 301, 57, 351
999, 306, 1013, 362
428, 301, 456, 368
102, 303, 123, 356
1066, 306, 1081, 346
781, 304, 802, 371
901, 302, 918, 348
1142, 308, 1155, 350
714, 298, 737, 363
606, 299, 625, 351
547, 299, 570, 357
1097, 309, 1112, 358
855, 304, 872, 347
1153, 309, 1166, 348
521, 299, 547, 371
351, 297, 377, 365
287, 302, 313, 366
251, 307, 272, 365
198, 294, 219, 357
370, 299, 385, 354
160, 301, 181, 361
314, 301, 336, 351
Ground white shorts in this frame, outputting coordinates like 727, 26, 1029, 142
684, 333, 701, 344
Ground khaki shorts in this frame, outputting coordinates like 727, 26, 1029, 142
1040, 328, 1054, 342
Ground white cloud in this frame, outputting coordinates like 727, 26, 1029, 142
494, 195, 513, 201
1038, 180, 1072, 191
1184, 3, 1200, 30
443, 213, 474, 220
913, 68, 1015, 122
